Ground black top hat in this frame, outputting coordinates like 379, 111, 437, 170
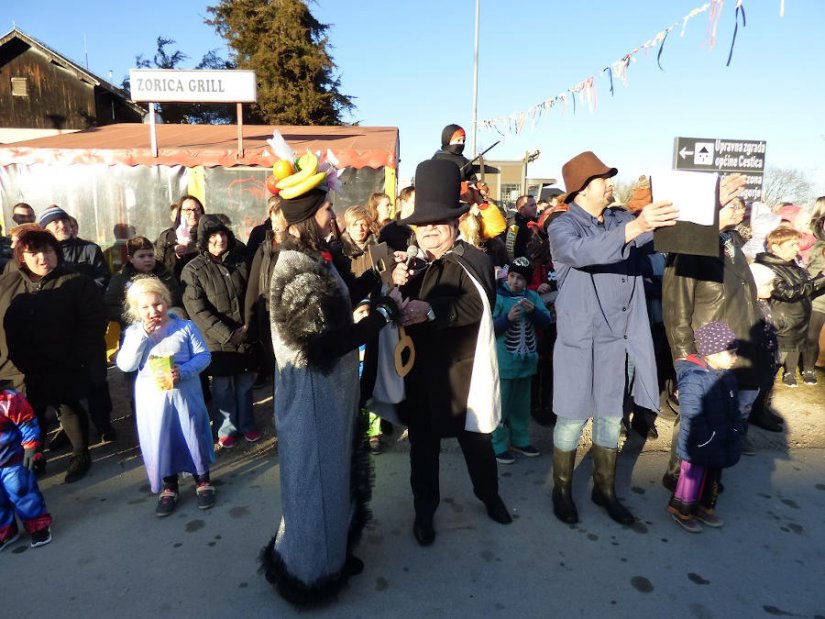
400, 159, 471, 225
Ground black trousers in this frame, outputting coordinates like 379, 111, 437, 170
87, 345, 113, 433
801, 310, 825, 372
408, 426, 499, 520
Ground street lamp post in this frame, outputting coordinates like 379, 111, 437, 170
522, 149, 540, 195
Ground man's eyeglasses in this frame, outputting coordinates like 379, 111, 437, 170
181, 208, 201, 214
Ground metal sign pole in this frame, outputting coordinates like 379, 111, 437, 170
236, 103, 244, 158
149, 102, 158, 158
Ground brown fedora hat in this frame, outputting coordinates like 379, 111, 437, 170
561, 151, 618, 203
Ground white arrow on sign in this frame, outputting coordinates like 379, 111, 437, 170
679, 146, 694, 159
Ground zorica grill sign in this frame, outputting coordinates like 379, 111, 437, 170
129, 69, 257, 103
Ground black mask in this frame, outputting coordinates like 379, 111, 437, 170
445, 143, 465, 156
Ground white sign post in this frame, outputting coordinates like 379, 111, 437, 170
129, 69, 257, 158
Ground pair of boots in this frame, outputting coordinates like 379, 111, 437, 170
552, 445, 634, 525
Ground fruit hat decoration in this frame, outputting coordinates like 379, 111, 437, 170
265, 130, 343, 197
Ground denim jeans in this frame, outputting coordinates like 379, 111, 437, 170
553, 416, 621, 451
211, 372, 256, 438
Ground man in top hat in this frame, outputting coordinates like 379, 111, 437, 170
393, 158, 511, 546
546, 151, 678, 527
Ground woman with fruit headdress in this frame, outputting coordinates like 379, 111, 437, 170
259, 148, 403, 606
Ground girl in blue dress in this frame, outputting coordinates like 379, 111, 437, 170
116, 277, 214, 517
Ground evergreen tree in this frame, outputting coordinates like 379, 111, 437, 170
206, 0, 354, 125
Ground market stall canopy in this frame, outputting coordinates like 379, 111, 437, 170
0, 123, 399, 169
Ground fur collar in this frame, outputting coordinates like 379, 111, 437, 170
270, 246, 351, 372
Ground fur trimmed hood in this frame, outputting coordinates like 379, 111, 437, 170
197, 215, 236, 253
270, 242, 352, 372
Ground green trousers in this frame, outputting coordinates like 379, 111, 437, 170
492, 376, 532, 454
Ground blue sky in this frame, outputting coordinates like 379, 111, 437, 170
7, 0, 824, 197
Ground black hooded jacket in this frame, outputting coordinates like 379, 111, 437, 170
432, 123, 475, 180
181, 215, 253, 375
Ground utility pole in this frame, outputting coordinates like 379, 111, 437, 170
471, 0, 480, 157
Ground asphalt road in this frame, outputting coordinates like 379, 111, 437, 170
5, 429, 824, 618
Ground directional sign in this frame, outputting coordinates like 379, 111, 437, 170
673, 137, 766, 173
673, 136, 767, 202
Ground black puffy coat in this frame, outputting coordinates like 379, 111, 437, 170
0, 265, 106, 409
181, 216, 253, 376
754, 251, 825, 351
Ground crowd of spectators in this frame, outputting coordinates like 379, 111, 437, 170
1, 128, 822, 599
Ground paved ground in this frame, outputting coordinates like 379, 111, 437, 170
4, 371, 825, 617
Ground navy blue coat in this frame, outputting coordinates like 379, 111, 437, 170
676, 355, 743, 468
548, 204, 659, 419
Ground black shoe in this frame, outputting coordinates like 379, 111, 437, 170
801, 370, 818, 385
345, 554, 364, 576
748, 412, 783, 433
156, 489, 178, 517
413, 519, 435, 546
64, 450, 91, 484
30, 527, 51, 548
196, 483, 216, 510
483, 496, 513, 525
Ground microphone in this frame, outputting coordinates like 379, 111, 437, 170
405, 245, 418, 268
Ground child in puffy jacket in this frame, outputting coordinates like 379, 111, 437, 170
0, 385, 52, 550
667, 321, 744, 533
491, 257, 551, 464
754, 227, 825, 387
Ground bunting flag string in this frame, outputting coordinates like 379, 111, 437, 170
479, 0, 771, 139
704, 0, 726, 50
726, 0, 747, 66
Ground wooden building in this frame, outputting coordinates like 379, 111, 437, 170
0, 27, 145, 144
